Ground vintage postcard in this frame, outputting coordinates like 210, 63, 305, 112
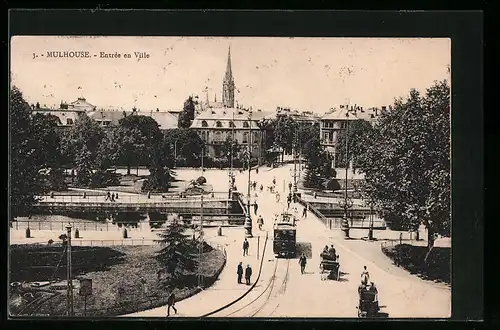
9, 36, 451, 318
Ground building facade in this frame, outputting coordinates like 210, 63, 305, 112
191, 107, 266, 160
190, 46, 267, 162
320, 105, 382, 167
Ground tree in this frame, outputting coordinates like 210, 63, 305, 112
30, 113, 66, 190
9, 86, 45, 219
358, 80, 450, 257
163, 128, 204, 167
221, 136, 241, 166
178, 96, 197, 128
156, 217, 197, 279
296, 123, 320, 156
302, 135, 333, 189
62, 114, 105, 186
116, 114, 163, 175
273, 115, 298, 157
335, 119, 374, 169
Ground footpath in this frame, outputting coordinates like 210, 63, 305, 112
124, 227, 272, 317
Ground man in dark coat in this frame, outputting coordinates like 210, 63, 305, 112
237, 262, 244, 284
166, 292, 177, 317
245, 264, 253, 285
243, 238, 249, 256
298, 253, 307, 274
253, 202, 259, 215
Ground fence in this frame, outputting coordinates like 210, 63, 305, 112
294, 193, 386, 229
37, 192, 232, 204
71, 238, 159, 246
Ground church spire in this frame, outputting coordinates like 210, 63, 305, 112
222, 46, 235, 108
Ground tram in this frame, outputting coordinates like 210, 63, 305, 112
273, 212, 297, 258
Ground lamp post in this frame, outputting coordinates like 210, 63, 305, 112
292, 125, 298, 193
244, 111, 253, 238
66, 224, 74, 316
340, 115, 351, 238
367, 198, 375, 240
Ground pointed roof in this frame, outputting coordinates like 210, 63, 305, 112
224, 46, 233, 83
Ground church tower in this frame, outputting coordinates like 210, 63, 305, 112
222, 46, 235, 108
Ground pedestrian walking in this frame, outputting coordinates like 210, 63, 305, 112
166, 292, 177, 316
288, 182, 293, 191
257, 215, 264, 230
259, 184, 263, 192
272, 177, 276, 185
256, 168, 259, 174
361, 266, 370, 285
299, 253, 307, 274
253, 202, 259, 215
302, 207, 307, 218
237, 262, 244, 284
243, 238, 249, 256
245, 264, 253, 285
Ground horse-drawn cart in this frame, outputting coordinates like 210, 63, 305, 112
319, 254, 340, 281
357, 285, 380, 318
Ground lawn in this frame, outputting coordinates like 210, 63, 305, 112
381, 243, 451, 285
9, 242, 226, 317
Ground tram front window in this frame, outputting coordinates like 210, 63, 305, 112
275, 230, 294, 240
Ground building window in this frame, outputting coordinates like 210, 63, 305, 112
66, 118, 73, 125
243, 121, 249, 128
202, 120, 208, 127
323, 132, 329, 141
243, 132, 248, 143
340, 121, 347, 129
229, 121, 235, 128
216, 121, 223, 128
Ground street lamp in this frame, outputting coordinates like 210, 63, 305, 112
340, 115, 351, 238
65, 224, 74, 316
292, 124, 298, 193
367, 198, 375, 240
244, 111, 253, 238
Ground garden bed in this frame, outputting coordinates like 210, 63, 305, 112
381, 243, 451, 285
9, 243, 226, 317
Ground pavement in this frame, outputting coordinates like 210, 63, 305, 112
12, 164, 451, 318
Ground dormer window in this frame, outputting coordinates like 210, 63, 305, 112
243, 122, 249, 128
201, 120, 208, 128
216, 121, 223, 128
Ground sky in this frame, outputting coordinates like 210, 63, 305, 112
10, 36, 450, 113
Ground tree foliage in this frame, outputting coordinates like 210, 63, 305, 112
30, 113, 67, 190
9, 87, 45, 219
62, 114, 105, 186
336, 119, 374, 169
302, 135, 334, 189
163, 128, 204, 167
221, 135, 241, 165
156, 218, 197, 278
273, 115, 298, 155
177, 96, 197, 128
358, 80, 450, 253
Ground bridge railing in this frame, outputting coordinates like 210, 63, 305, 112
294, 193, 386, 229
36, 192, 232, 204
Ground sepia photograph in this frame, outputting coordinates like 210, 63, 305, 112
9, 35, 452, 319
